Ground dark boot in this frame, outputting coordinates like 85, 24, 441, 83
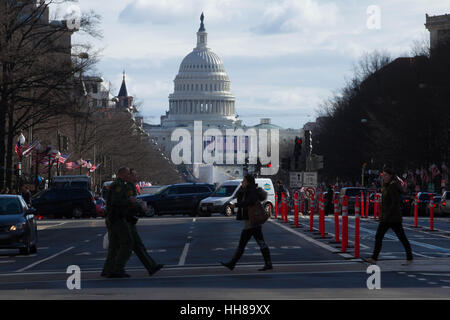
220, 248, 243, 271
259, 247, 273, 271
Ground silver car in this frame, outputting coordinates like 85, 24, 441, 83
439, 191, 450, 215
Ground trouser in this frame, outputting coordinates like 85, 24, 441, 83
229, 226, 271, 266
371, 221, 413, 261
102, 217, 133, 274
129, 223, 158, 273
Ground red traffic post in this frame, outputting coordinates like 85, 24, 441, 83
429, 194, 434, 231
341, 196, 349, 253
414, 193, 419, 228
333, 195, 340, 243
354, 195, 360, 258
373, 193, 378, 219
365, 192, 369, 218
360, 191, 365, 219
320, 193, 325, 238
294, 191, 299, 227
309, 194, 315, 231
283, 192, 288, 222
274, 193, 278, 219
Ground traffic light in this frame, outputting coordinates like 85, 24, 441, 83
294, 136, 302, 156
305, 130, 312, 156
294, 136, 302, 170
255, 158, 262, 176
244, 157, 249, 174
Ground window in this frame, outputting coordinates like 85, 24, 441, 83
179, 186, 195, 194
196, 186, 212, 193
167, 187, 179, 195
0, 198, 21, 215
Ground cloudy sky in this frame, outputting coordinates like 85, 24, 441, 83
55, 0, 448, 129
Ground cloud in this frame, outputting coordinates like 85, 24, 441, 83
118, 0, 188, 24
251, 0, 340, 35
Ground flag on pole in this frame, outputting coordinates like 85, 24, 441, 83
58, 154, 70, 164
21, 140, 40, 158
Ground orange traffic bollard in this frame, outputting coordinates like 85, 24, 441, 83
333, 195, 340, 243
294, 191, 299, 227
354, 195, 360, 258
309, 194, 315, 231
341, 196, 348, 253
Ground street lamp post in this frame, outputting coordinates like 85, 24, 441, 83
34, 142, 42, 192
17, 133, 26, 193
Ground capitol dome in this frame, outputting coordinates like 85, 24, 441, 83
163, 13, 239, 128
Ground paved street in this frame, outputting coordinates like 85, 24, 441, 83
0, 214, 449, 300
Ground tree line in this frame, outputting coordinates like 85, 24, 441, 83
0, 0, 183, 193
314, 40, 450, 188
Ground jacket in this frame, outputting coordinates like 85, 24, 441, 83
236, 184, 267, 221
381, 179, 403, 224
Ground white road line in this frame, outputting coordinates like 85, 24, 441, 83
270, 220, 341, 254
178, 242, 190, 266
15, 246, 75, 273
36, 222, 67, 230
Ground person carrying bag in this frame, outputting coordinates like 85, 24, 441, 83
220, 174, 273, 271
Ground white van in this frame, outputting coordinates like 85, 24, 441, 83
199, 178, 275, 217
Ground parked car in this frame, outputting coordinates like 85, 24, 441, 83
439, 191, 450, 215
0, 195, 38, 255
415, 192, 441, 216
95, 197, 106, 217
338, 187, 367, 214
137, 183, 215, 216
199, 178, 276, 217
140, 186, 163, 195
426, 194, 442, 216
31, 188, 96, 218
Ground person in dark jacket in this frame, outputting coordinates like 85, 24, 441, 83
325, 185, 334, 216
364, 166, 413, 265
220, 174, 273, 271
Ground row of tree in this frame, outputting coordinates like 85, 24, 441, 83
314, 40, 450, 185
1, 0, 184, 192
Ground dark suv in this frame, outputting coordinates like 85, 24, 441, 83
137, 183, 215, 216
31, 188, 96, 218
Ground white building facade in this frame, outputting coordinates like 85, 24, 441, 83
145, 14, 301, 183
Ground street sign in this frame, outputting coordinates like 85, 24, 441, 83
289, 172, 303, 188
305, 187, 316, 199
303, 172, 318, 187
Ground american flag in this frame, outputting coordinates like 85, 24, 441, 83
66, 161, 81, 170
21, 140, 41, 158
58, 154, 70, 164
89, 163, 100, 173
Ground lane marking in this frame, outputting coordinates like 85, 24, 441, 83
15, 246, 75, 273
37, 222, 67, 230
270, 220, 342, 254
178, 243, 190, 266
358, 226, 450, 253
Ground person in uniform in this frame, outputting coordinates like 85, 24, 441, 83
126, 169, 163, 276
101, 167, 135, 278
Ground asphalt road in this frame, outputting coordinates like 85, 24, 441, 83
0, 213, 450, 300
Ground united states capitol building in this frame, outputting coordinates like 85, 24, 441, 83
145, 14, 301, 182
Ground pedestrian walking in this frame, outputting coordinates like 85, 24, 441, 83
325, 185, 334, 216
275, 180, 288, 208
101, 167, 135, 278
364, 166, 413, 266
220, 174, 273, 271
21, 186, 32, 207
126, 169, 163, 276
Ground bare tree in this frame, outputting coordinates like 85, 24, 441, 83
0, 0, 101, 189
